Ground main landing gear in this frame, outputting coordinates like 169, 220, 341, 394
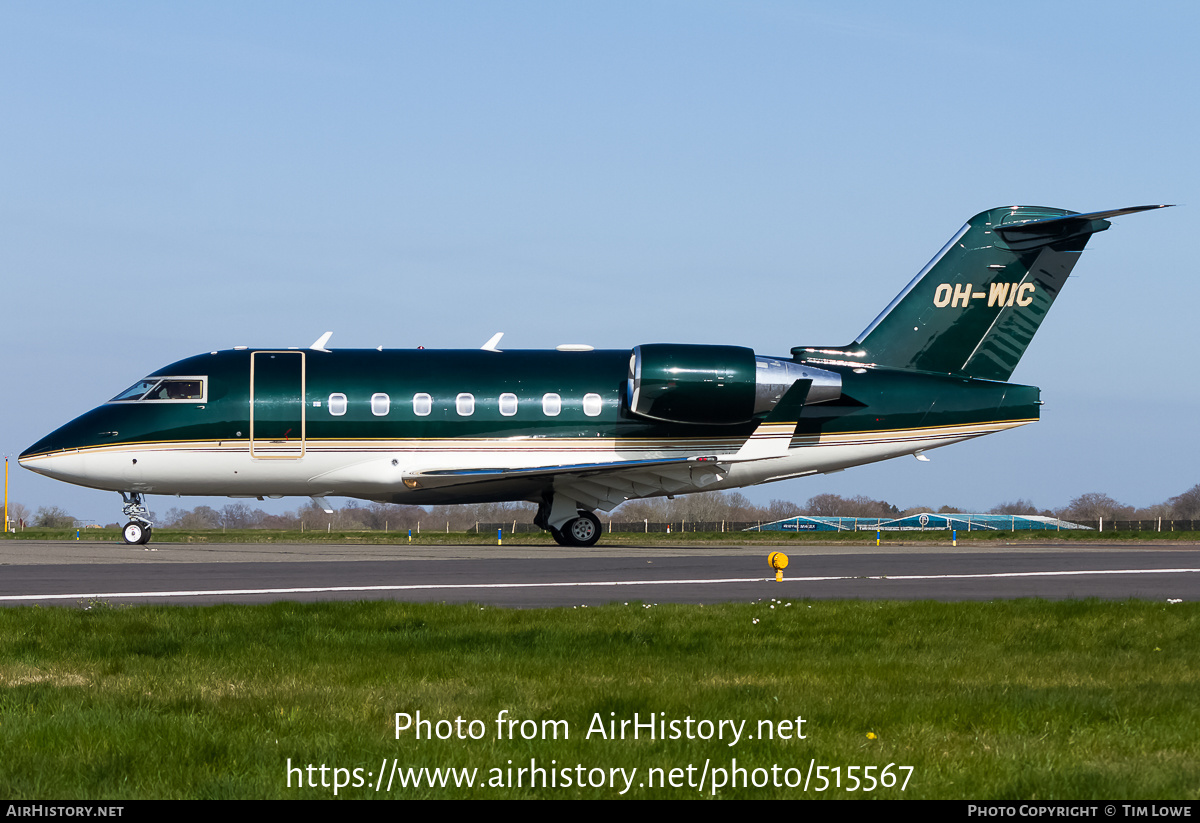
119, 491, 153, 546
536, 495, 603, 547
551, 512, 602, 548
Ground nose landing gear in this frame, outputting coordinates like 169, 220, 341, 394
119, 492, 154, 546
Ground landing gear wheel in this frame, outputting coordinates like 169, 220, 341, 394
550, 527, 570, 547
122, 521, 150, 545
563, 512, 602, 547
118, 493, 154, 546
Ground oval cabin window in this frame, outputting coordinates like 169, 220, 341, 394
456, 393, 475, 416
371, 393, 390, 416
328, 393, 348, 416
413, 393, 432, 416
499, 393, 518, 416
583, 393, 603, 416
542, 393, 561, 416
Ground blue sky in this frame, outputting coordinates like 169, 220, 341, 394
3, 2, 1197, 523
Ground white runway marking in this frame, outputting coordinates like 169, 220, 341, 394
1, 567, 1197, 602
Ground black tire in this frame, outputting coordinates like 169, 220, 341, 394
550, 527, 570, 547
122, 521, 145, 545
563, 512, 602, 547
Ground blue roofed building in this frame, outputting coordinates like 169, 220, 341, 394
749, 513, 1089, 532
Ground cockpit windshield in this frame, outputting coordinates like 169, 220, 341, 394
110, 377, 206, 403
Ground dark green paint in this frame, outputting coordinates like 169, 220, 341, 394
22, 348, 1038, 458
631, 344, 757, 425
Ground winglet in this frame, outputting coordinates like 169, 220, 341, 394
481, 332, 504, 352
733, 379, 812, 461
309, 331, 333, 353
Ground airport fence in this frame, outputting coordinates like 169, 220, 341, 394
1071, 519, 1198, 533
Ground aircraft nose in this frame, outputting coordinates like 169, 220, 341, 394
20, 424, 84, 482
18, 407, 121, 486
23, 402, 126, 457
20, 434, 62, 468
21, 421, 82, 464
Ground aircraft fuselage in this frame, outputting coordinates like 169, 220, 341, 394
21, 347, 1037, 504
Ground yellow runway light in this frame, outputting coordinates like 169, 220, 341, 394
768, 551, 788, 582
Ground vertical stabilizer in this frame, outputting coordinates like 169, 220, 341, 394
808, 205, 1166, 381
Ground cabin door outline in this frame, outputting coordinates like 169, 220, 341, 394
249, 351, 306, 458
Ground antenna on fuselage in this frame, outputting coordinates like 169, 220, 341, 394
481, 332, 504, 352
310, 331, 333, 353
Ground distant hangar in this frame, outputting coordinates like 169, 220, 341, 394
750, 513, 1089, 533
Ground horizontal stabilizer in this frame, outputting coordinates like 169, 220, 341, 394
994, 205, 1171, 249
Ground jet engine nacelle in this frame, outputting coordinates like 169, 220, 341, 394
626, 344, 841, 425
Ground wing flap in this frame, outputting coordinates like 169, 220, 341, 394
407, 455, 728, 488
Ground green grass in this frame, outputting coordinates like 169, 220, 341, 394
1, 599, 1197, 798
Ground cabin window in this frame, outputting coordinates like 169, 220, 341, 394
328, 393, 348, 416
542, 393, 561, 417
583, 393, 603, 416
456, 393, 475, 416
413, 393, 432, 416
371, 393, 390, 416
499, 393, 518, 416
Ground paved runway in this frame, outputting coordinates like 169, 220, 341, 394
1, 540, 1197, 607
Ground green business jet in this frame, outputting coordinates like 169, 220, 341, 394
21, 205, 1167, 547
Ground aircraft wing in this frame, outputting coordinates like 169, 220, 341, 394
404, 380, 816, 511
407, 455, 732, 512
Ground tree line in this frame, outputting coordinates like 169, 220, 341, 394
9, 483, 1199, 531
